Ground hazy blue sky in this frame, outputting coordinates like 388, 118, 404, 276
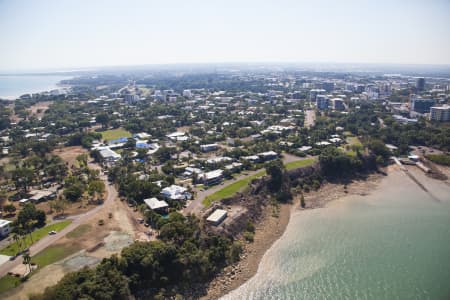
0, 0, 449, 71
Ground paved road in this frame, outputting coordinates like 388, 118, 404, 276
0, 173, 117, 278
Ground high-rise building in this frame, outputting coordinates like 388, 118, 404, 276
316, 95, 329, 110
123, 94, 140, 103
331, 98, 345, 110
322, 82, 334, 92
430, 105, 450, 122
309, 89, 326, 102
410, 96, 435, 114
416, 77, 425, 91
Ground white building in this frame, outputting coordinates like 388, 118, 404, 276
199, 169, 223, 186
161, 185, 190, 200
206, 209, 227, 226
144, 198, 169, 212
200, 144, 219, 152
183, 89, 192, 98
98, 147, 121, 162
0, 219, 12, 237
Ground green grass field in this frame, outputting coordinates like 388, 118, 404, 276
203, 170, 266, 207
0, 275, 21, 294
284, 158, 317, 170
100, 128, 132, 141
66, 224, 91, 239
0, 220, 72, 256
31, 243, 81, 268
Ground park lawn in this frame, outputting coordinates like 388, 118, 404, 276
0, 220, 72, 256
100, 128, 132, 141
284, 158, 317, 170
66, 224, 91, 239
0, 275, 21, 294
203, 170, 266, 207
31, 243, 81, 269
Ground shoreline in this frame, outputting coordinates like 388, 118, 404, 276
204, 170, 385, 299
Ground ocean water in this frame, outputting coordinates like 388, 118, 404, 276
223, 168, 450, 300
0, 75, 70, 99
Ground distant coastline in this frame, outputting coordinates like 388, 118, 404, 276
0, 74, 72, 100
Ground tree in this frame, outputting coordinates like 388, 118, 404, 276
88, 180, 105, 202
300, 192, 306, 208
12, 167, 34, 193
265, 160, 284, 192
12, 234, 21, 255
64, 176, 85, 202
16, 203, 46, 229
3, 203, 16, 216
96, 113, 110, 129
51, 198, 68, 216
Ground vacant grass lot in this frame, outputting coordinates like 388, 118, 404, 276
203, 170, 266, 206
31, 243, 81, 268
284, 158, 317, 170
100, 128, 132, 141
66, 224, 91, 239
0, 220, 72, 256
0, 275, 21, 294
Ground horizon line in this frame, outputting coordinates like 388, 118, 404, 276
1, 60, 450, 75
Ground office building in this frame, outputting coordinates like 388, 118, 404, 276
316, 95, 329, 110
331, 98, 345, 110
430, 105, 450, 122
416, 77, 425, 91
410, 96, 435, 114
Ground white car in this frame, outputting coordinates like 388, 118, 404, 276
48, 230, 57, 235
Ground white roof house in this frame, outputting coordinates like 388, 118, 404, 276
200, 144, 219, 152
161, 185, 189, 200
241, 155, 260, 163
206, 209, 227, 226
166, 132, 186, 141
298, 146, 312, 152
206, 157, 232, 165
199, 170, 223, 185
144, 198, 169, 211
99, 148, 121, 161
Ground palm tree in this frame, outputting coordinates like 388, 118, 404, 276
12, 233, 21, 255
22, 253, 32, 274
25, 220, 36, 243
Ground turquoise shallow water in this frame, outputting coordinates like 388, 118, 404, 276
0, 75, 70, 98
223, 168, 450, 300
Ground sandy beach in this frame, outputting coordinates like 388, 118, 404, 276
204, 170, 385, 299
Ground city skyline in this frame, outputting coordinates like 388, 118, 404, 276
1, 0, 450, 71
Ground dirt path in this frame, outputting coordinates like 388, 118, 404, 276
26, 101, 53, 119
304, 109, 316, 128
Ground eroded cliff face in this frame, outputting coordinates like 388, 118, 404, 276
203, 164, 320, 237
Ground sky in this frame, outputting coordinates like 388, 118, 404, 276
0, 0, 449, 71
